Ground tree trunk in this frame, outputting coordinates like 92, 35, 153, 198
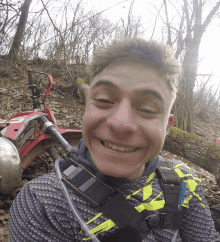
164, 127, 220, 187
170, 1, 220, 133
8, 0, 32, 60
173, 44, 200, 133
173, 30, 202, 132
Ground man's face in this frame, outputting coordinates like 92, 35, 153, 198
82, 61, 174, 180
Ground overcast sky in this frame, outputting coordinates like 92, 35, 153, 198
86, 0, 220, 88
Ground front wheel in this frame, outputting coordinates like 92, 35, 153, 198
21, 134, 81, 180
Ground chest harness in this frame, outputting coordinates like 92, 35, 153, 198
58, 157, 186, 242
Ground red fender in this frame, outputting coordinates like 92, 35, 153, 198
20, 129, 82, 169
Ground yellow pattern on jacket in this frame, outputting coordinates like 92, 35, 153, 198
79, 162, 205, 241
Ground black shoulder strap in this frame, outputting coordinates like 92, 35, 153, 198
59, 158, 144, 229
156, 160, 182, 228
157, 160, 181, 185
58, 158, 183, 241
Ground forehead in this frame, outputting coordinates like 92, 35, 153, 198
89, 61, 173, 108
91, 60, 166, 88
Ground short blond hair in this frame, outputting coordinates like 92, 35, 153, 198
86, 37, 180, 95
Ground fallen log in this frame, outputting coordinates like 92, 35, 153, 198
164, 127, 220, 187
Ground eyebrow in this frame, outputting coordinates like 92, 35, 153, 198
91, 80, 117, 90
135, 89, 164, 104
91, 79, 165, 104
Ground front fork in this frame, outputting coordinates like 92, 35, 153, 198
38, 116, 74, 154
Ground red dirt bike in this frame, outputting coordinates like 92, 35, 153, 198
0, 71, 82, 194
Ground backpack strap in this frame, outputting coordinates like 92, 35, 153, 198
59, 158, 144, 230
156, 160, 183, 229
58, 158, 184, 241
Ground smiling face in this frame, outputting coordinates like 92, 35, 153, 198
82, 61, 174, 180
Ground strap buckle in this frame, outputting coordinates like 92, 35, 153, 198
146, 213, 163, 228
145, 212, 171, 228
132, 212, 171, 238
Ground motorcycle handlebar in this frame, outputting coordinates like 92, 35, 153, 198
46, 146, 61, 160
28, 71, 41, 110
39, 115, 73, 153
28, 71, 54, 108
28, 71, 34, 85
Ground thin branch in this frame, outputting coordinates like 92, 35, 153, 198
40, 0, 59, 33
151, 3, 166, 25
167, 0, 182, 18
202, 0, 220, 31
164, 0, 172, 45
175, 8, 185, 58
126, 0, 135, 35
150, 3, 163, 40
183, 0, 190, 32
30, 0, 128, 48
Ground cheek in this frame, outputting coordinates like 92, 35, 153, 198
144, 120, 166, 140
83, 107, 105, 122
82, 107, 105, 132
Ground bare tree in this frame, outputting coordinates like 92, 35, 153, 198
0, 1, 19, 35
194, 73, 220, 117
119, 0, 144, 38
0, 0, 22, 55
8, 0, 32, 60
154, 0, 220, 132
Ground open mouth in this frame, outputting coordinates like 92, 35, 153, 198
100, 139, 139, 153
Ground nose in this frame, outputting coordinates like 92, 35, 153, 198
106, 100, 137, 133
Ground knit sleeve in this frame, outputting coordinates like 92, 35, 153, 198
9, 174, 80, 242
171, 161, 220, 242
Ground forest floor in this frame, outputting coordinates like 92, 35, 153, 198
1, 59, 220, 241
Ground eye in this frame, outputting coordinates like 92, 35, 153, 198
138, 108, 156, 114
95, 99, 113, 104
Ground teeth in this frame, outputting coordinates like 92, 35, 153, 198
102, 141, 137, 152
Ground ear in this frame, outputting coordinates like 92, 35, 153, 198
166, 114, 173, 135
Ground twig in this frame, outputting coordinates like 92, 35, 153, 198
52, 87, 65, 96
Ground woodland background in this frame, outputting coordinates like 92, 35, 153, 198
1, 0, 220, 241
